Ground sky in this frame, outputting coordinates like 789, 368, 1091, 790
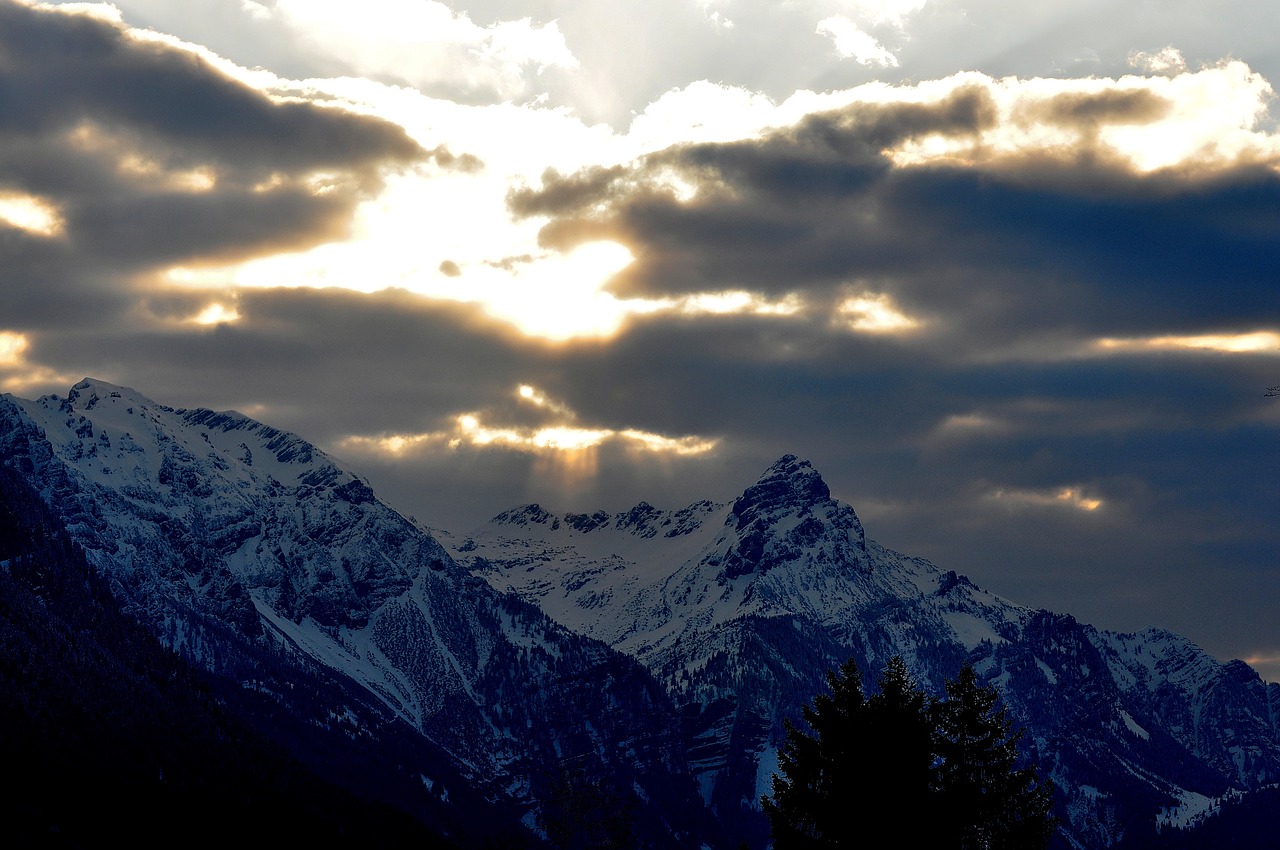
0, 0, 1277, 680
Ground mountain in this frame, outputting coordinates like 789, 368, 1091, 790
456, 455, 1280, 849
0, 462, 456, 846
4, 379, 1277, 848
0, 379, 713, 848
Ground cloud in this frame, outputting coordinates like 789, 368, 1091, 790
1128, 46, 1188, 75
507, 67, 1280, 359
8, 0, 1279, 679
817, 16, 900, 67
0, 0, 425, 354
259, 0, 578, 103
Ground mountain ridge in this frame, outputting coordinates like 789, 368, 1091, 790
3, 378, 1277, 849
457, 450, 1280, 849
0, 378, 715, 848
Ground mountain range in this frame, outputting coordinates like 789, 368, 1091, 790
2, 378, 1276, 848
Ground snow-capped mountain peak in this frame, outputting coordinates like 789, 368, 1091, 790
0, 379, 708, 847
457, 454, 1280, 847
729, 454, 835, 524
5, 382, 1277, 850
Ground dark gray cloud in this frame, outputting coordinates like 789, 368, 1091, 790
0, 4, 421, 176
3, 0, 1277, 685
493, 89, 1280, 679
0, 0, 424, 317
511, 92, 1280, 352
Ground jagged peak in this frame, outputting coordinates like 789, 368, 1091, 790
730, 454, 832, 526
492, 504, 555, 526
713, 455, 867, 579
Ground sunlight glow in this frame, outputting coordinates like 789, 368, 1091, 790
338, 383, 719, 462
340, 419, 718, 458
0, 329, 77, 393
192, 303, 241, 325
883, 64, 1279, 173
1094, 331, 1280, 354
0, 331, 28, 365
0, 191, 64, 237
677, 291, 804, 317
837, 293, 921, 333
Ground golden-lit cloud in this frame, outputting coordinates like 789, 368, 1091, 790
95, 24, 1274, 345
337, 384, 718, 462
26, 1, 121, 23
869, 63, 1279, 173
1093, 330, 1280, 355
0, 191, 64, 237
0, 330, 77, 394
934, 412, 1012, 438
191, 303, 241, 325
65, 121, 221, 194
517, 384, 576, 418
340, 419, 716, 457
836, 293, 921, 334
0, 331, 27, 365
675, 291, 805, 317
118, 156, 217, 193
989, 485, 1104, 513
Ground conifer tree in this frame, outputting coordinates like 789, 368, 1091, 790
763, 657, 1055, 849
761, 657, 867, 848
931, 664, 1055, 849
863, 656, 940, 840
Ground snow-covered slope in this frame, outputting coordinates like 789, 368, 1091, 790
457, 455, 1280, 848
0, 379, 708, 846
5, 380, 1275, 849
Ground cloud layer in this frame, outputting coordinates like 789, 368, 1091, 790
3, 0, 1278, 682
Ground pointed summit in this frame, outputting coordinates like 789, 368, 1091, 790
718, 455, 865, 579
729, 455, 832, 527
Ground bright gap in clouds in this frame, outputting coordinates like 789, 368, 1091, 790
1094, 331, 1280, 354
120, 18, 1280, 344
0, 330, 76, 393
0, 331, 27, 365
837, 293, 922, 333
0, 191, 64, 237
338, 384, 719, 471
192, 303, 241, 326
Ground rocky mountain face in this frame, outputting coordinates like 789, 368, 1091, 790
457, 455, 1280, 849
0, 379, 711, 848
4, 379, 1277, 849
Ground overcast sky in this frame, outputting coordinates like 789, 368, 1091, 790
1, 0, 1277, 680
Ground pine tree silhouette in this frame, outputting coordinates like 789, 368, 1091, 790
763, 657, 1055, 849
761, 657, 867, 848
932, 664, 1055, 849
